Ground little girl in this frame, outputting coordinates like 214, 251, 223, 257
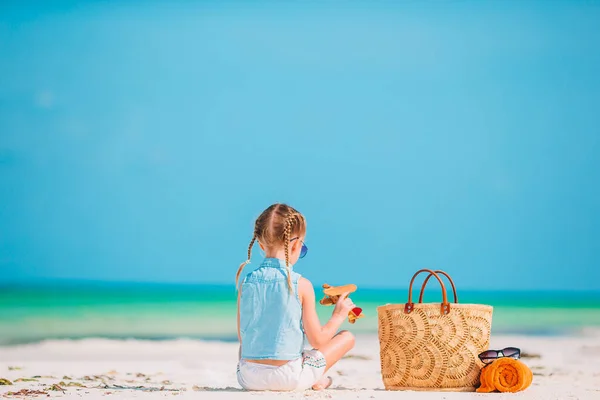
236, 203, 356, 391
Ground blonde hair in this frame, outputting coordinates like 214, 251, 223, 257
236, 204, 306, 292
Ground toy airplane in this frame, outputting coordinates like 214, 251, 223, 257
319, 283, 364, 324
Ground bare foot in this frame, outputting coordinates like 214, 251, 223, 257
312, 376, 333, 390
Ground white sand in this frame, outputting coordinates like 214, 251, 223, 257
1, 331, 599, 400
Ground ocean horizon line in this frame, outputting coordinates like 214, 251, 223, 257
3, 278, 600, 294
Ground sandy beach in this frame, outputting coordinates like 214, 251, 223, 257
1, 330, 599, 400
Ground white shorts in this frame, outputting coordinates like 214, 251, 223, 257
237, 349, 326, 391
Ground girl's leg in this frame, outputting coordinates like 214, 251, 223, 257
319, 330, 355, 372
312, 330, 355, 390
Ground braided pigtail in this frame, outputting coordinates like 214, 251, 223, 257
236, 234, 256, 289
283, 214, 294, 294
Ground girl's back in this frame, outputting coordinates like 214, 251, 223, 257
239, 258, 303, 360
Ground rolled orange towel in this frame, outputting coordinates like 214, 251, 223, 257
476, 357, 533, 393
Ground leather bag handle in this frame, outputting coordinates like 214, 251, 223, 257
418, 270, 458, 304
405, 269, 450, 315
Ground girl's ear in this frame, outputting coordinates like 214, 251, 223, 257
258, 241, 265, 251
291, 239, 301, 253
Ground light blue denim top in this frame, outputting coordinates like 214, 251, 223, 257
239, 257, 303, 360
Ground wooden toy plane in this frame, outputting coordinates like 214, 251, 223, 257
319, 283, 364, 324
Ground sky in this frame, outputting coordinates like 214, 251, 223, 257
1, 1, 599, 290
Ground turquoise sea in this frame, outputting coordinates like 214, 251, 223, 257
1, 282, 599, 346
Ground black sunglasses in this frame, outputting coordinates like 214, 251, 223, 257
478, 347, 521, 365
290, 237, 308, 258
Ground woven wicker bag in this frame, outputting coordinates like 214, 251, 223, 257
377, 269, 493, 391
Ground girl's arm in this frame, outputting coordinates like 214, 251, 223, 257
298, 277, 354, 349
237, 288, 242, 360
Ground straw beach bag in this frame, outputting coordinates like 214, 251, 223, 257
377, 269, 493, 391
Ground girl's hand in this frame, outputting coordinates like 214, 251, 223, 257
333, 292, 355, 317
